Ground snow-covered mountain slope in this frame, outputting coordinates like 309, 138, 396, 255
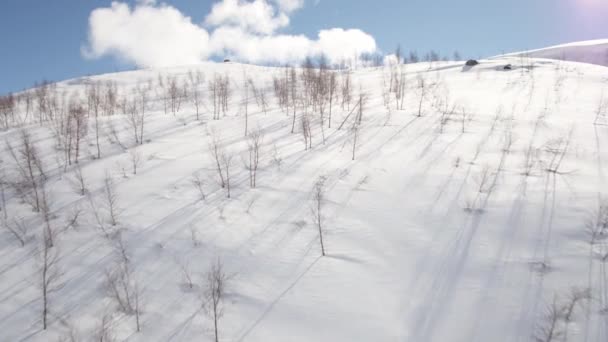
501, 39, 608, 67
1, 57, 608, 342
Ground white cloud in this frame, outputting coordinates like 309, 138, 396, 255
314, 28, 377, 64
84, 2, 210, 68
205, 0, 289, 35
210, 26, 314, 64
84, 0, 377, 67
208, 26, 376, 65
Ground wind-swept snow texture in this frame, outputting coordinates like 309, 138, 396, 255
502, 39, 608, 67
1, 55, 608, 342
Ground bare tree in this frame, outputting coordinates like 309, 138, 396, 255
103, 81, 119, 117
88, 81, 103, 159
126, 84, 149, 145
416, 74, 427, 117
222, 151, 234, 199
22, 91, 34, 123
381, 71, 392, 113
341, 70, 353, 111
257, 84, 269, 115
0, 175, 29, 246
105, 234, 143, 332
34, 81, 51, 123
3, 217, 29, 247
220, 75, 231, 117
544, 131, 572, 175
191, 172, 206, 201
436, 96, 456, 135
6, 130, 46, 212
394, 66, 407, 111
351, 91, 368, 160
245, 129, 263, 188
209, 132, 226, 189
126, 98, 141, 145
39, 231, 62, 330
48, 92, 73, 167
534, 296, 563, 342
62, 204, 82, 233
167, 76, 182, 116
243, 74, 250, 136
69, 100, 88, 164
94, 313, 116, 342
105, 119, 127, 151
134, 280, 142, 332
209, 74, 231, 120
289, 67, 299, 133
586, 201, 608, 245
39, 186, 57, 248
273, 68, 290, 114
301, 114, 312, 151
103, 173, 120, 226
562, 287, 590, 340
189, 70, 205, 121
137, 84, 149, 144
156, 73, 168, 115
0, 93, 16, 129
105, 262, 131, 317
68, 163, 87, 196
409, 50, 419, 64
176, 258, 195, 290
209, 75, 220, 120
327, 72, 337, 128
312, 177, 327, 256
460, 106, 473, 133
394, 45, 403, 64
129, 148, 142, 175
204, 258, 228, 342
250, 79, 269, 115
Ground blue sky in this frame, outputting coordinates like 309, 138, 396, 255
1, 0, 607, 95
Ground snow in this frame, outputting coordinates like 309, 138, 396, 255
1, 50, 608, 342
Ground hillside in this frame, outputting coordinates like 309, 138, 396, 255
1, 55, 608, 342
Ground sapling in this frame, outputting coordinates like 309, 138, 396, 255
204, 258, 228, 342
103, 172, 120, 227
245, 129, 263, 188
534, 296, 563, 342
188, 70, 205, 121
208, 131, 226, 188
416, 74, 427, 117
191, 173, 206, 201
129, 148, 142, 175
6, 130, 47, 212
69, 163, 87, 196
4, 217, 29, 247
39, 230, 62, 330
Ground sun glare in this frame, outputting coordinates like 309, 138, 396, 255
578, 0, 607, 8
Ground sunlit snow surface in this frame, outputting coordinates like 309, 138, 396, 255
1, 51, 608, 342
501, 39, 608, 67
